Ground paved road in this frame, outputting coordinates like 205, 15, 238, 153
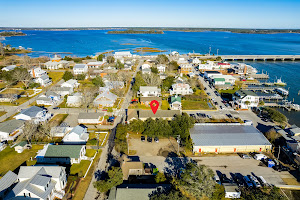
83, 59, 143, 200
0, 79, 64, 122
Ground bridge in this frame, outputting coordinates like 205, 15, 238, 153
192, 55, 300, 61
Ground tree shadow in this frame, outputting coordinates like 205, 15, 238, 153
164, 153, 191, 176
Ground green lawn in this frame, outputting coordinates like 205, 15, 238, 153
86, 149, 97, 157
48, 71, 64, 84
73, 150, 102, 200
0, 111, 6, 117
49, 114, 69, 126
70, 160, 91, 177
87, 131, 109, 147
182, 100, 211, 110
161, 100, 170, 110
0, 145, 43, 177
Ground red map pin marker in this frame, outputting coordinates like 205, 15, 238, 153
150, 100, 159, 114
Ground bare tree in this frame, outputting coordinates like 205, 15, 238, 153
118, 71, 132, 88
80, 86, 98, 112
108, 73, 118, 81
18, 121, 38, 143
12, 68, 32, 88
111, 87, 125, 97
142, 73, 161, 87
20, 56, 33, 69
37, 122, 52, 140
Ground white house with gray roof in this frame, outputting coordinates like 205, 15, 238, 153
5, 166, 67, 200
0, 170, 18, 199
14, 106, 52, 124
0, 120, 25, 141
61, 79, 79, 89
234, 90, 260, 109
138, 86, 161, 97
62, 125, 88, 144
36, 91, 61, 106
35, 74, 52, 87
78, 112, 104, 124
2, 65, 17, 71
54, 86, 73, 96
93, 90, 117, 108
73, 64, 88, 75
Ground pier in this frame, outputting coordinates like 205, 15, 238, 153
265, 101, 300, 111
193, 55, 300, 61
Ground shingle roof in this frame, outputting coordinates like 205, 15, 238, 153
171, 96, 181, 103
139, 86, 160, 92
18, 166, 65, 179
0, 119, 24, 133
235, 90, 257, 97
0, 170, 18, 192
16, 141, 28, 147
20, 106, 44, 117
190, 123, 271, 147
45, 145, 84, 158
74, 64, 87, 69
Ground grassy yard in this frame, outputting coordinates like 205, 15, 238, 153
161, 100, 170, 110
86, 149, 97, 157
49, 114, 69, 126
182, 100, 211, 110
87, 131, 109, 147
73, 150, 102, 200
0, 145, 43, 177
48, 71, 64, 84
129, 103, 151, 110
70, 160, 91, 177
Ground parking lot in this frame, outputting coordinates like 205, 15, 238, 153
128, 136, 179, 156
194, 155, 295, 186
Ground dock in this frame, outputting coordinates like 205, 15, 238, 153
265, 101, 300, 111
192, 55, 300, 61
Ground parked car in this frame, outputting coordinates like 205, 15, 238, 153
147, 136, 152, 143
154, 137, 159, 143
273, 164, 290, 172
53, 107, 60, 110
207, 92, 211, 96
242, 154, 251, 159
141, 136, 145, 142
250, 175, 261, 188
258, 176, 268, 186
214, 101, 218, 105
254, 153, 268, 160
243, 176, 254, 188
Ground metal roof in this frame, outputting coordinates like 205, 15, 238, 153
78, 112, 103, 119
0, 170, 17, 192
190, 123, 271, 147
20, 106, 44, 117
44, 145, 84, 158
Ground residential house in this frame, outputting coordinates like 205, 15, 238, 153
127, 110, 180, 122
142, 68, 151, 75
141, 62, 151, 70
177, 57, 188, 64
157, 64, 166, 73
0, 94, 18, 103
234, 90, 259, 109
78, 112, 104, 124
61, 79, 80, 89
124, 61, 132, 70
192, 58, 201, 64
198, 61, 215, 71
2, 65, 17, 71
54, 87, 73, 97
14, 141, 31, 153
5, 166, 67, 200
159, 73, 167, 80
104, 80, 124, 90
120, 155, 145, 180
50, 124, 72, 137
179, 64, 193, 74
87, 61, 105, 68
44, 55, 69, 70
14, 106, 52, 124
169, 83, 193, 95
36, 91, 61, 106
108, 184, 171, 200
114, 51, 132, 59
138, 86, 161, 97
171, 51, 179, 56
0, 142, 6, 152
73, 64, 88, 75
0, 120, 25, 141
140, 97, 162, 108
35, 74, 52, 87
0, 170, 18, 199
93, 90, 117, 108
36, 144, 86, 164
62, 125, 88, 144
170, 95, 182, 110
29, 67, 47, 78
66, 92, 82, 107
217, 62, 231, 69
224, 183, 241, 199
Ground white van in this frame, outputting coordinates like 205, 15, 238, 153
254, 153, 267, 160
258, 176, 267, 186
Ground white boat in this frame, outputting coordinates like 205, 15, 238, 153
274, 78, 286, 86
275, 88, 289, 96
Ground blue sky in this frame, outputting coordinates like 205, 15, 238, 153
1, 0, 299, 28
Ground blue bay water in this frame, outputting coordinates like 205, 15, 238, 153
1, 30, 300, 125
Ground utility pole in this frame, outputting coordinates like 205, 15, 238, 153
277, 146, 281, 160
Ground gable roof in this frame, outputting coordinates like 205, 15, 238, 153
139, 86, 160, 92
18, 166, 65, 179
74, 64, 87, 69
70, 125, 86, 136
78, 112, 104, 119
19, 106, 45, 117
0, 170, 18, 192
0, 119, 24, 133
44, 145, 84, 158
171, 96, 181, 103
235, 90, 257, 97
94, 91, 117, 102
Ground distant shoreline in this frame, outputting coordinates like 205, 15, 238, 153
1, 27, 300, 34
